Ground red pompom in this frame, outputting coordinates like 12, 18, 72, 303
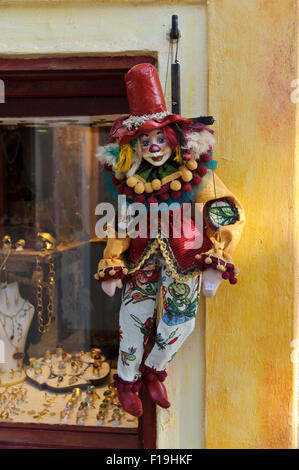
229, 277, 238, 285
123, 186, 134, 196
147, 197, 158, 205
111, 176, 119, 185
198, 165, 208, 177
135, 195, 146, 203
182, 183, 192, 193
192, 174, 202, 186
222, 272, 230, 280
171, 190, 182, 199
116, 183, 125, 194
200, 153, 211, 163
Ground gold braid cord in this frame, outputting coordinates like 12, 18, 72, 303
127, 234, 201, 283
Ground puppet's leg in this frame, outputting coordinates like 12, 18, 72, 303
140, 261, 201, 408
114, 262, 160, 416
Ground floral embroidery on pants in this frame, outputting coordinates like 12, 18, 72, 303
117, 255, 201, 381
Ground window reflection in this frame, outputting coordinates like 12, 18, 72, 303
0, 118, 136, 428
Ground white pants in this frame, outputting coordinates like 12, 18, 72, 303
117, 255, 201, 382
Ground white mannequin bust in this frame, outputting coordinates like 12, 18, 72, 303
0, 282, 34, 377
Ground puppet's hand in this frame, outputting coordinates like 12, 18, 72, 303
101, 278, 123, 296
202, 268, 223, 298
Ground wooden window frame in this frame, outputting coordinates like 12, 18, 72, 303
0, 55, 156, 449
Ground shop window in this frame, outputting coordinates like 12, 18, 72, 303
0, 57, 156, 449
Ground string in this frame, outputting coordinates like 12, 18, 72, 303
163, 40, 172, 98
212, 171, 222, 244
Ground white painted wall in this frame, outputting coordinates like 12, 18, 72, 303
0, 0, 207, 448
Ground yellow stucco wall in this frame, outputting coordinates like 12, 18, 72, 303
206, 0, 299, 449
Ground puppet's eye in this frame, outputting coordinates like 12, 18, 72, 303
158, 137, 165, 144
142, 141, 149, 147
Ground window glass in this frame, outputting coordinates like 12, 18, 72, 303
0, 117, 137, 428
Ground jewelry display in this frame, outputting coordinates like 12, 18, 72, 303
43, 350, 52, 363
0, 385, 27, 421
0, 279, 35, 387
26, 360, 51, 387
108, 408, 123, 426
55, 345, 65, 359
15, 239, 25, 251
26, 346, 110, 392
76, 400, 88, 425
0, 372, 138, 428
25, 392, 57, 421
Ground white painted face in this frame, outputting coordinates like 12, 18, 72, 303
139, 129, 172, 166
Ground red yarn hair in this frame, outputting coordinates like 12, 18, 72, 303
162, 126, 179, 150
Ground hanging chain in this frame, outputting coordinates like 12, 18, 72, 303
46, 255, 55, 332
36, 254, 55, 334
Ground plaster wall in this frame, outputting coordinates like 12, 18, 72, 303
0, 0, 208, 449
206, 0, 299, 449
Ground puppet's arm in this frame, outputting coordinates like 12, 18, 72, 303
94, 236, 131, 296
195, 173, 245, 295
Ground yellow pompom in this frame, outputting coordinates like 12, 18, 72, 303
186, 160, 198, 171
99, 271, 105, 278
204, 257, 212, 265
144, 182, 153, 193
181, 169, 193, 182
122, 268, 128, 275
127, 176, 138, 188
151, 179, 161, 191
109, 269, 116, 276
94, 273, 100, 280
216, 264, 226, 272
134, 182, 145, 194
170, 180, 182, 191
195, 254, 201, 260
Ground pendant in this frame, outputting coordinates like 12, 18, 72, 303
12, 349, 25, 369
12, 350, 24, 361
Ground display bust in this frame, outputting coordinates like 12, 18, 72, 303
95, 63, 245, 417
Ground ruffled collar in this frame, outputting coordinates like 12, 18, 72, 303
136, 158, 179, 182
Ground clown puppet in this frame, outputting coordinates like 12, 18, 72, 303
95, 63, 245, 417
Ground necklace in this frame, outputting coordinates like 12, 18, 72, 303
0, 300, 28, 343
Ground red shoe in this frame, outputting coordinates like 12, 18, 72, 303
113, 375, 143, 417
140, 365, 170, 409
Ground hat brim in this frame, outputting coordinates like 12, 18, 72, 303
109, 114, 192, 145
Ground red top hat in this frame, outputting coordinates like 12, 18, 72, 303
109, 63, 191, 145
